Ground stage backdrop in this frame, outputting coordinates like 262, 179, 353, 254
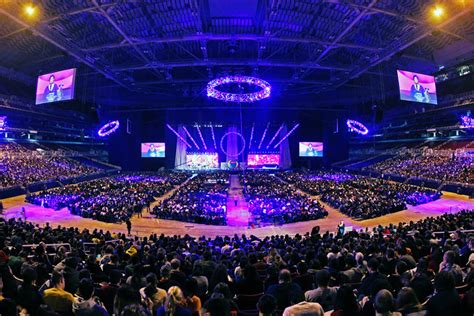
105, 109, 348, 171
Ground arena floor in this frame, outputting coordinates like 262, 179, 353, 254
2, 189, 473, 238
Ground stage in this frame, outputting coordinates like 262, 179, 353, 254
2, 190, 473, 238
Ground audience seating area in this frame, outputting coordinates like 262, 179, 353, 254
241, 172, 328, 225
366, 153, 473, 184
152, 172, 229, 225
0, 142, 104, 190
277, 171, 441, 220
26, 172, 190, 223
0, 210, 471, 315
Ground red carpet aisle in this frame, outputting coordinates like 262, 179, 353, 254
226, 174, 250, 226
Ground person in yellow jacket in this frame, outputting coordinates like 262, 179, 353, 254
43, 271, 75, 314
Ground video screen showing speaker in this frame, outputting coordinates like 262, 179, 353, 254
141, 143, 165, 158
247, 154, 280, 166
186, 153, 219, 170
35, 68, 77, 105
397, 70, 437, 105
299, 142, 323, 157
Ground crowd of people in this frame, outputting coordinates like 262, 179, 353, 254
0, 209, 472, 316
241, 172, 328, 225
26, 172, 190, 223
277, 171, 441, 220
152, 172, 229, 225
0, 143, 101, 189
366, 153, 473, 184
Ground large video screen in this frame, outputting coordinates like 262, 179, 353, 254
299, 142, 323, 157
141, 143, 165, 158
186, 153, 219, 169
247, 154, 280, 166
35, 68, 77, 105
397, 70, 437, 105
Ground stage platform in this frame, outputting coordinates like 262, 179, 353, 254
1, 191, 473, 238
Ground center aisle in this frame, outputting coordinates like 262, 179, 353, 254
226, 174, 251, 226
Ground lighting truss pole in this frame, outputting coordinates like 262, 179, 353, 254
195, 125, 207, 150
258, 123, 270, 150
266, 124, 284, 149
183, 126, 200, 150
210, 125, 217, 149
273, 124, 300, 149
248, 123, 255, 149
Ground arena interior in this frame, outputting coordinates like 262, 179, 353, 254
0, 1, 473, 316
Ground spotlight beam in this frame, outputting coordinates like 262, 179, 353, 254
183, 126, 200, 149
196, 125, 207, 150
248, 123, 255, 149
210, 125, 217, 149
258, 123, 270, 150
266, 124, 284, 149
273, 124, 300, 149
166, 124, 191, 148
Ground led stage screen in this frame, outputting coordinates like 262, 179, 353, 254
141, 143, 165, 158
397, 70, 437, 105
299, 142, 323, 157
186, 153, 219, 169
35, 68, 77, 105
247, 154, 280, 166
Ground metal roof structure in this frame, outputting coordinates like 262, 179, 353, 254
0, 0, 472, 110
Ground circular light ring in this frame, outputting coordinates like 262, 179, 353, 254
347, 119, 369, 135
220, 131, 246, 157
207, 76, 271, 103
98, 120, 120, 137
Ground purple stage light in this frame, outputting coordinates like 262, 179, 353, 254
195, 125, 207, 150
220, 131, 246, 157
258, 123, 270, 149
248, 123, 255, 149
207, 76, 271, 103
266, 124, 284, 149
183, 126, 200, 149
347, 119, 369, 135
273, 123, 300, 149
0, 116, 6, 130
166, 124, 191, 148
460, 115, 474, 129
97, 120, 120, 137
210, 125, 217, 149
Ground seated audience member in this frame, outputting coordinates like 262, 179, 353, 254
140, 273, 167, 311
305, 269, 338, 311
113, 285, 142, 316
73, 278, 109, 315
409, 259, 433, 303
331, 285, 361, 316
359, 258, 388, 297
426, 271, 463, 316
157, 286, 192, 316
96, 270, 122, 315
395, 287, 425, 316
266, 269, 304, 311
438, 250, 464, 285
236, 264, 264, 295
257, 295, 277, 316
374, 289, 401, 316
283, 300, 324, 316
43, 271, 75, 314
294, 262, 313, 292
17, 267, 44, 316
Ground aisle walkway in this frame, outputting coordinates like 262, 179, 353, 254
226, 175, 250, 226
